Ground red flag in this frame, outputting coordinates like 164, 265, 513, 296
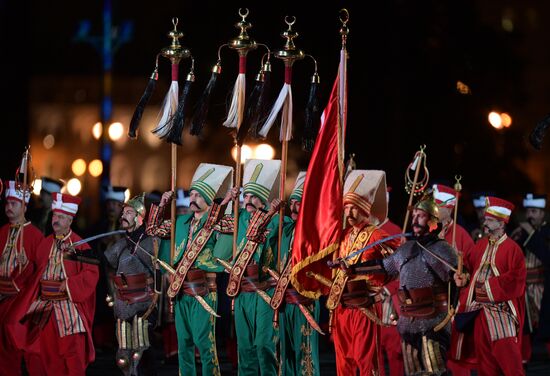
290, 51, 347, 299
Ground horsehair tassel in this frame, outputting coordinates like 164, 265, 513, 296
238, 62, 272, 144
302, 72, 321, 152
259, 65, 293, 140
190, 63, 221, 136
223, 55, 247, 129
152, 79, 179, 138
166, 70, 195, 145
128, 66, 158, 139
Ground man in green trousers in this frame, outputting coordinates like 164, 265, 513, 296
215, 158, 282, 376
276, 172, 320, 376
147, 163, 234, 376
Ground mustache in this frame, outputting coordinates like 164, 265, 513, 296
246, 203, 257, 210
190, 201, 201, 209
412, 223, 427, 231
291, 209, 299, 215
52, 222, 60, 227
119, 218, 130, 225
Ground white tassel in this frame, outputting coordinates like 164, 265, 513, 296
280, 86, 293, 141
223, 73, 246, 129
258, 83, 292, 140
152, 80, 179, 138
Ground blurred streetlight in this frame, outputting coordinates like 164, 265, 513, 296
43, 134, 55, 149
108, 122, 124, 141
92, 122, 103, 140
488, 112, 503, 129
253, 143, 275, 160
500, 113, 512, 128
89, 159, 103, 177
488, 111, 513, 130
71, 159, 87, 176
67, 178, 82, 196
232, 145, 253, 164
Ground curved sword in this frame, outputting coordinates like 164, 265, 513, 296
69, 230, 127, 249
327, 232, 411, 268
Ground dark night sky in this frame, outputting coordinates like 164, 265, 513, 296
1, 0, 548, 222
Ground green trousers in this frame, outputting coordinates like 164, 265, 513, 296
279, 301, 320, 376
234, 290, 279, 376
174, 292, 220, 376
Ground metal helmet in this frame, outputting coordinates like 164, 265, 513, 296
414, 193, 440, 220
124, 193, 146, 219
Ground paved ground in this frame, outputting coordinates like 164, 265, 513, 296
86, 335, 550, 375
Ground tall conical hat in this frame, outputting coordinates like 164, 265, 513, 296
242, 159, 281, 205
189, 163, 234, 205
343, 170, 387, 224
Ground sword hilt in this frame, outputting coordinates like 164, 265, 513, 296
306, 271, 332, 287
262, 266, 280, 280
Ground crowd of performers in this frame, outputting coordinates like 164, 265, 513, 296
0, 158, 549, 376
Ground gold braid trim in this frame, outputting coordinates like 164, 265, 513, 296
289, 242, 340, 300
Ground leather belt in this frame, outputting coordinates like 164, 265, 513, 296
240, 264, 276, 292
182, 268, 217, 296
112, 273, 154, 304
397, 285, 448, 318
341, 279, 382, 308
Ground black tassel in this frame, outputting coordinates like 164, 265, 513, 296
239, 66, 272, 144
190, 64, 221, 136
529, 114, 550, 150
302, 73, 321, 152
128, 68, 158, 139
165, 73, 195, 145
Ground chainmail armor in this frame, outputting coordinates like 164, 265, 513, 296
383, 236, 457, 335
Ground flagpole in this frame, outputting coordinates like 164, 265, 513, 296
452, 175, 463, 274
233, 143, 241, 260
159, 21, 191, 264
271, 17, 306, 273
16, 147, 32, 273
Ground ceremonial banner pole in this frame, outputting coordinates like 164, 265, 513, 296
225, 9, 260, 261
402, 145, 429, 233
15, 146, 34, 273
128, 18, 193, 264
258, 16, 320, 272
452, 175, 463, 274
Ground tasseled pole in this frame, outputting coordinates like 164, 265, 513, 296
277, 64, 294, 276
168, 63, 179, 264
190, 62, 222, 136
166, 66, 195, 145
128, 64, 159, 139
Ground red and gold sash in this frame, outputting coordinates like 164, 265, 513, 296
226, 209, 275, 297
326, 227, 374, 310
167, 203, 224, 299
270, 259, 292, 310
